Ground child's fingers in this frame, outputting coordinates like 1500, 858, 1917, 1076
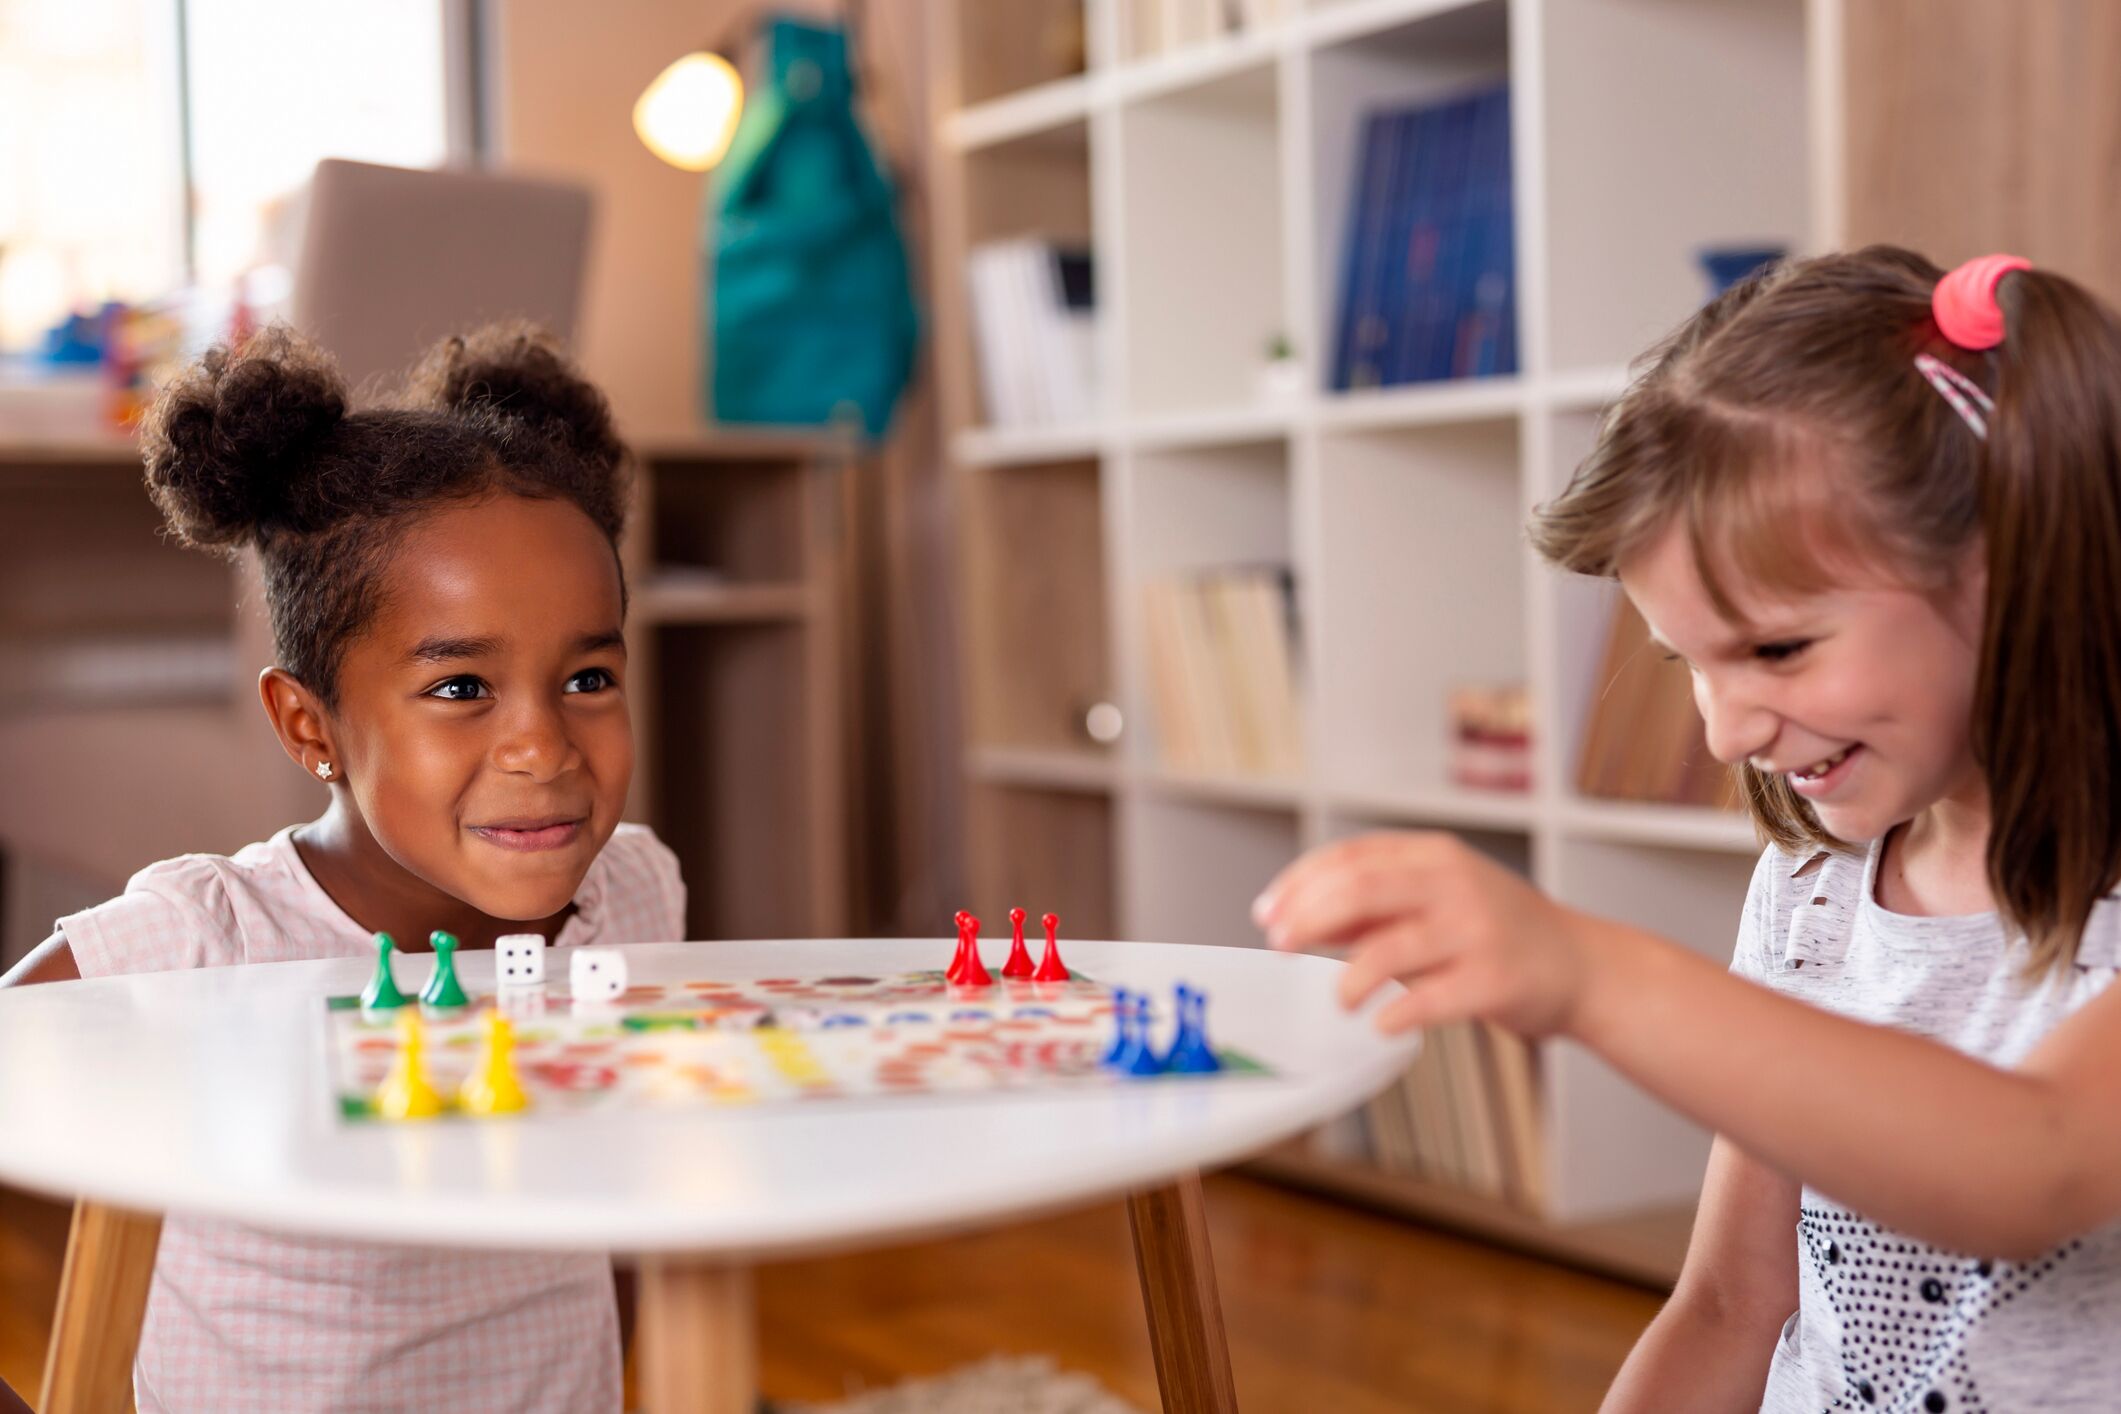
1372, 977, 1472, 1036
1253, 834, 1382, 927
1265, 836, 1453, 950
1334, 920, 1448, 1010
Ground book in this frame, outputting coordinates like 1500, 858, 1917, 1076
1575, 597, 1741, 808
1377, 106, 1433, 388
1442, 1021, 1510, 1204
1334, 110, 1404, 390
1141, 569, 1303, 776
1142, 582, 1202, 770
1480, 1024, 1546, 1210
1459, 87, 1516, 377
965, 238, 1097, 430
1330, 83, 1516, 391
1449, 682, 1530, 793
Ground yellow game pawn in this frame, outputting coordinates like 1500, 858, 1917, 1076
459, 1009, 529, 1116
375, 1010, 443, 1120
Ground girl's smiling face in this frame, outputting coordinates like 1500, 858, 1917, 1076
318, 492, 633, 921
1620, 519, 1987, 845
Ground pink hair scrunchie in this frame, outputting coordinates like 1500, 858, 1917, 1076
1933, 253, 2032, 350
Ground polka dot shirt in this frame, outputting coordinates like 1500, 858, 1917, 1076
1733, 840, 2121, 1413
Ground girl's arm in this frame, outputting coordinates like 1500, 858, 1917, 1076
1602, 1138, 1797, 1413
0, 932, 78, 987
1574, 913, 2117, 1259
1258, 831, 2121, 1259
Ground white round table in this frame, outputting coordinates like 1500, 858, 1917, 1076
0, 937, 1417, 1414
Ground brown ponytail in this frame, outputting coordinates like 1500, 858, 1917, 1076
1978, 270, 2121, 971
1531, 246, 2121, 975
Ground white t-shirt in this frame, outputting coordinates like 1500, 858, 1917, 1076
53, 822, 686, 1414
1733, 837, 2121, 1412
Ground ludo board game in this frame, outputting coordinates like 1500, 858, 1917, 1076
327, 911, 1269, 1122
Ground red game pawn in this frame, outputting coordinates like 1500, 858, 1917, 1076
947, 912, 974, 983
1001, 907, 1036, 979
955, 914, 993, 987
1033, 912, 1070, 982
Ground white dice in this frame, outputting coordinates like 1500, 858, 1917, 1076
569, 947, 626, 1002
496, 933, 546, 988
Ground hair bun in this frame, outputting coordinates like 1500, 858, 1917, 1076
141, 326, 349, 547
401, 322, 623, 475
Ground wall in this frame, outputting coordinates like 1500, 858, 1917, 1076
1840, 0, 2121, 303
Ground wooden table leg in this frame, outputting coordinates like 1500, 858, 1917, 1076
637, 1258, 756, 1414
1127, 1173, 1239, 1414
40, 1200, 162, 1414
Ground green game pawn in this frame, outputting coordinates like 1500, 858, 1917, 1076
420, 930, 470, 1008
360, 932, 407, 1011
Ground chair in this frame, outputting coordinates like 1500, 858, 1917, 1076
290, 158, 594, 395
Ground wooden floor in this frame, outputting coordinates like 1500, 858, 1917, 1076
2, 1174, 1663, 1412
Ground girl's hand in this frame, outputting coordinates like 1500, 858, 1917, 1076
1252, 831, 1602, 1038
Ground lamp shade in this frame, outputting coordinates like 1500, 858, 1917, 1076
633, 51, 745, 172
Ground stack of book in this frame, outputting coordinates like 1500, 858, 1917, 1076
1362, 1022, 1545, 1208
966, 239, 1097, 429
1330, 84, 1517, 391
1575, 599, 1741, 808
1142, 568, 1302, 776
1448, 682, 1530, 793
1124, 0, 1287, 60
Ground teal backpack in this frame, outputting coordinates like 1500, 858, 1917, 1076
709, 16, 919, 439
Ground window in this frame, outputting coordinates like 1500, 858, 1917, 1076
0, 0, 185, 349
0, 0, 460, 352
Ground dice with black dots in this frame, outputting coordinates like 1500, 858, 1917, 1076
568, 947, 626, 1003
495, 933, 546, 988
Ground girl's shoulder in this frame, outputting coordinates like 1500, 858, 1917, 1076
55, 829, 338, 979
580, 823, 688, 945
1732, 839, 1867, 979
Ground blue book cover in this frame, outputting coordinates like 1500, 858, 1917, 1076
1484, 86, 1518, 379
1376, 107, 1437, 389
1451, 87, 1505, 378
1492, 87, 1520, 375
1353, 110, 1421, 389
1328, 111, 1384, 390
1404, 93, 1478, 384
1331, 110, 1400, 391
1470, 87, 1518, 377
1334, 85, 1518, 389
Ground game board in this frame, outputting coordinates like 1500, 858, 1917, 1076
326, 970, 1271, 1122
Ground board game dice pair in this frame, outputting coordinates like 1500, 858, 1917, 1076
496, 934, 626, 1001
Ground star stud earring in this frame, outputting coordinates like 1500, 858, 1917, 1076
314, 761, 334, 782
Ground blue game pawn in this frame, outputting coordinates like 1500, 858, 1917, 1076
1100, 989, 1135, 1068
1163, 984, 1223, 1075
1124, 995, 1163, 1076
1108, 993, 1161, 1077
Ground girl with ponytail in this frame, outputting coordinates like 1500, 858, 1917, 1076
1255, 247, 2121, 1409
3, 324, 682, 1411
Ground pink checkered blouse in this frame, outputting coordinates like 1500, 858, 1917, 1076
51, 822, 686, 1414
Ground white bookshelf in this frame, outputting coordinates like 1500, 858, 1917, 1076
930, 0, 1832, 1281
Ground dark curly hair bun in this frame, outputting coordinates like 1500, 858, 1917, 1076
138, 319, 630, 704
141, 326, 350, 547
400, 321, 623, 476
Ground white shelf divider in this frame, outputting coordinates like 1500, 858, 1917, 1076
943, 74, 1095, 153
